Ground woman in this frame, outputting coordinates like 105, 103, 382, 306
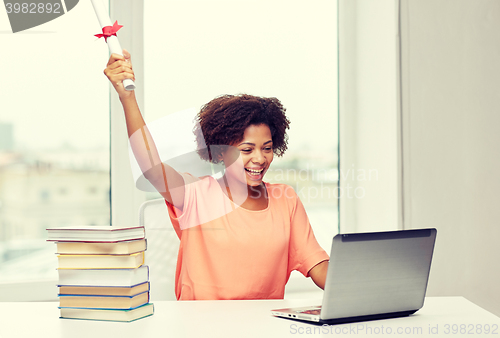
104, 51, 329, 300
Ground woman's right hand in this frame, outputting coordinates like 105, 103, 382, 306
103, 49, 135, 100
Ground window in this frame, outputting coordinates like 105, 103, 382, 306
0, 0, 338, 300
141, 0, 339, 296
142, 0, 338, 238
0, 2, 110, 300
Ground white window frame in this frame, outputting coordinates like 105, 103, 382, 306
110, 0, 146, 227
338, 0, 403, 233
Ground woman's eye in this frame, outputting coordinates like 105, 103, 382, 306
264, 147, 272, 151
241, 149, 251, 153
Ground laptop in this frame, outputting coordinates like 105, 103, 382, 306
271, 228, 437, 325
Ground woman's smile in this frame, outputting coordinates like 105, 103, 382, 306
227, 123, 274, 187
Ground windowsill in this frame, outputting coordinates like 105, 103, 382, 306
0, 279, 58, 302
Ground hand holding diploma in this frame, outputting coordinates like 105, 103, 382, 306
91, 0, 135, 91
104, 50, 135, 100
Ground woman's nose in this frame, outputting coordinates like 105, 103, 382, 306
252, 150, 265, 164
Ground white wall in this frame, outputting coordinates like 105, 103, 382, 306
339, 0, 401, 233
400, 0, 500, 316
340, 0, 500, 317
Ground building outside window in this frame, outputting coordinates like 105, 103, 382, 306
0, 2, 110, 299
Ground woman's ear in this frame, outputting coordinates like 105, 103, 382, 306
206, 145, 225, 165
212, 145, 240, 166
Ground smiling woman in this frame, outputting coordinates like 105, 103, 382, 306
233, 124, 274, 186
200, 97, 283, 211
194, 94, 289, 199
105, 49, 331, 298
134, 0, 339, 299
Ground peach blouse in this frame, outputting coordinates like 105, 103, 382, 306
166, 174, 329, 300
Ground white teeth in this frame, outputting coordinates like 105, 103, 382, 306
245, 168, 263, 175
246, 168, 263, 173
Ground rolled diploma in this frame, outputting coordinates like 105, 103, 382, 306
90, 0, 135, 91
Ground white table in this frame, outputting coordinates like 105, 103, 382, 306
1, 297, 499, 338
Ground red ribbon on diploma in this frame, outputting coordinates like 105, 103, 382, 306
95, 21, 123, 42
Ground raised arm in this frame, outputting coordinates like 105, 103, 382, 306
104, 51, 185, 209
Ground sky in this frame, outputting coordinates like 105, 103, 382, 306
1, 0, 338, 154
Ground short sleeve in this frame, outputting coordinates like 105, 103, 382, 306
287, 192, 330, 277
164, 172, 198, 238
165, 173, 235, 235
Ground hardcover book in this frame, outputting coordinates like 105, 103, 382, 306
59, 303, 154, 322
56, 239, 147, 255
58, 282, 150, 297
59, 291, 149, 310
58, 265, 149, 287
57, 252, 144, 269
47, 225, 145, 242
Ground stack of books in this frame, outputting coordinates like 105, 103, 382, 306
47, 225, 154, 322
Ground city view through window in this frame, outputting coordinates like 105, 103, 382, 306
0, 3, 110, 287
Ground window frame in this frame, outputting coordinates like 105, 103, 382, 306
337, 0, 403, 233
0, 0, 142, 302
109, 0, 146, 227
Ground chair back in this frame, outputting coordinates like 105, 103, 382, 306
139, 198, 179, 301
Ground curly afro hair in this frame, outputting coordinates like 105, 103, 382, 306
194, 94, 290, 164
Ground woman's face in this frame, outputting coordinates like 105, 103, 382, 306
222, 123, 274, 187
